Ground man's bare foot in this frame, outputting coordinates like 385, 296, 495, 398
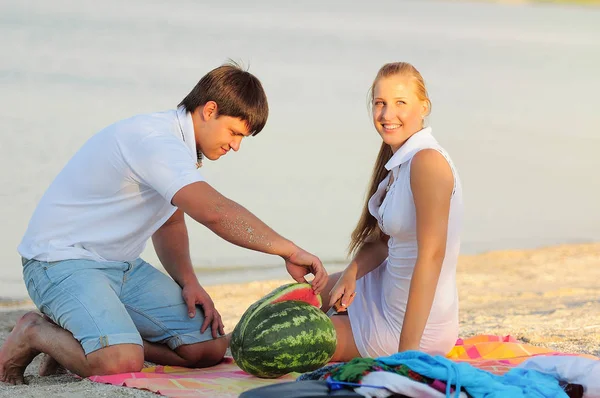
0, 311, 43, 385
38, 354, 66, 377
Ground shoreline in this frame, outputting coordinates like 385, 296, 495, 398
454, 0, 600, 6
1, 241, 599, 396
1, 241, 599, 306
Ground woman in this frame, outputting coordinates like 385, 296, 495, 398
323, 62, 463, 360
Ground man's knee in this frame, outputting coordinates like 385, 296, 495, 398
176, 337, 228, 368
87, 344, 144, 375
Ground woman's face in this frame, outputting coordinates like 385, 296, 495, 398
372, 75, 429, 152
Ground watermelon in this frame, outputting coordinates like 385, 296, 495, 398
231, 300, 336, 378
230, 283, 336, 378
231, 283, 321, 350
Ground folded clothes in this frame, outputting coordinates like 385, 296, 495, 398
377, 351, 569, 397
518, 356, 600, 398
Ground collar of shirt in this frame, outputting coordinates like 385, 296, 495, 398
175, 106, 199, 161
384, 126, 438, 171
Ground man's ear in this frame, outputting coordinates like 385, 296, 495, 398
201, 101, 218, 121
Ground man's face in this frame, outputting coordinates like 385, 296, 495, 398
193, 102, 251, 161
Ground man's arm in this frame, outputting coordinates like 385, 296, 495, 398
172, 182, 295, 256
171, 181, 327, 293
152, 209, 195, 287
152, 209, 224, 338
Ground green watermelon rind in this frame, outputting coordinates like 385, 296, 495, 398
231, 283, 321, 361
234, 300, 337, 378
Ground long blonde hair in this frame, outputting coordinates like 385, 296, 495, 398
348, 62, 431, 256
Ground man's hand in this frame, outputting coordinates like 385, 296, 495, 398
284, 247, 328, 295
181, 282, 225, 339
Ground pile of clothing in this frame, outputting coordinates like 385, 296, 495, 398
240, 351, 600, 398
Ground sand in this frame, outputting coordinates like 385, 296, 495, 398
1, 242, 599, 397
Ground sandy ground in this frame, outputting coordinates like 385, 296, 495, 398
1, 242, 599, 397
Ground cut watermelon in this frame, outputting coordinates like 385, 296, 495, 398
231, 283, 329, 377
232, 283, 321, 347
231, 300, 336, 378
268, 282, 322, 307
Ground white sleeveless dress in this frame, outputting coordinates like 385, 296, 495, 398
347, 127, 463, 357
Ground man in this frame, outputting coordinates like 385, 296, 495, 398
0, 62, 327, 385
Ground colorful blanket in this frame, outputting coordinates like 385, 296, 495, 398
89, 357, 298, 397
447, 334, 598, 375
89, 335, 598, 397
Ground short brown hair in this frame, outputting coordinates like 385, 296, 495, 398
179, 61, 269, 136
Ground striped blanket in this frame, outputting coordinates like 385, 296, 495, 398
89, 335, 598, 398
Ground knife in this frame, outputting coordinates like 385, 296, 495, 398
326, 296, 347, 317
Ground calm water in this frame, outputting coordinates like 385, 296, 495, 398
1, 0, 599, 298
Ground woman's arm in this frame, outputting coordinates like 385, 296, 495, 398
398, 149, 454, 352
327, 235, 389, 308
349, 236, 389, 280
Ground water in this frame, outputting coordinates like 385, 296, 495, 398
1, 0, 599, 299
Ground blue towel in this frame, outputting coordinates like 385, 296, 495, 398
376, 351, 567, 398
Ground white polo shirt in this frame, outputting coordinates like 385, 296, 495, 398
18, 107, 204, 263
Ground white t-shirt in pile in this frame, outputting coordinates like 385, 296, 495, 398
18, 106, 203, 263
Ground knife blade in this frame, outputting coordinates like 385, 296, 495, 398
326, 296, 347, 317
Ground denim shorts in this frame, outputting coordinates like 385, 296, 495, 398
22, 257, 214, 355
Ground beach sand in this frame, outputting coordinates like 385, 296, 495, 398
1, 242, 599, 397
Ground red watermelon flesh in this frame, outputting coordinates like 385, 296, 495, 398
270, 283, 322, 307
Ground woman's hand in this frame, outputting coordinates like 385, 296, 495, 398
328, 267, 357, 310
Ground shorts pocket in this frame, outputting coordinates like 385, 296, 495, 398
42, 260, 82, 285
23, 263, 52, 318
